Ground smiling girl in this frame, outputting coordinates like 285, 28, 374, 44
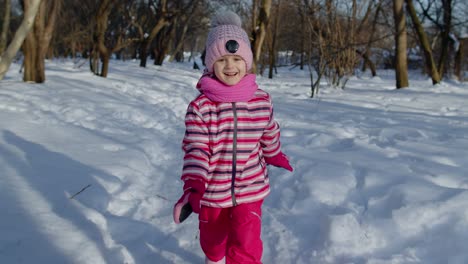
173, 11, 293, 264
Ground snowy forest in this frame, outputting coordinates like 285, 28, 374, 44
1, 1, 468, 264
0, 0, 467, 87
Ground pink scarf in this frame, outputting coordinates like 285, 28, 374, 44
196, 73, 258, 102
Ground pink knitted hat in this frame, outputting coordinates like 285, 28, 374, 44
204, 11, 253, 73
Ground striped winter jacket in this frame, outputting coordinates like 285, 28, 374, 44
181, 88, 281, 208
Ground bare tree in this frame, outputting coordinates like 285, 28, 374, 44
406, 0, 441, 84
267, 0, 281, 78
251, 0, 272, 73
153, 17, 175, 65
437, 0, 452, 76
155, 0, 202, 65
51, 0, 97, 60
23, 0, 61, 83
393, 0, 409, 88
453, 37, 465, 81
0, 0, 11, 54
90, 0, 115, 76
324, 0, 360, 88
302, 0, 327, 97
0, 0, 41, 81
355, 0, 383, 77
304, 0, 362, 89
168, 1, 202, 62
298, 1, 306, 70
130, 0, 170, 67
414, 0, 466, 79
90, 0, 138, 77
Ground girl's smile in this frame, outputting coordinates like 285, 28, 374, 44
213, 55, 247, 86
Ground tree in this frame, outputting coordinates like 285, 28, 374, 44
90, 0, 137, 77
413, 0, 466, 80
0, 0, 11, 54
406, 0, 441, 84
324, 0, 360, 88
267, 0, 281, 79
23, 0, 61, 83
153, 20, 174, 65
130, 0, 170, 68
437, 0, 452, 76
393, 0, 409, 88
297, 1, 306, 70
251, 0, 272, 73
453, 37, 465, 81
303, 0, 362, 89
0, 0, 41, 81
302, 0, 327, 97
57, 0, 98, 59
153, 0, 199, 66
355, 0, 382, 77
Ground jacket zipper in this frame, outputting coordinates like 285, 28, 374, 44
231, 102, 238, 206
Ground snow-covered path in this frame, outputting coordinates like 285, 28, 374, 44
1, 60, 468, 263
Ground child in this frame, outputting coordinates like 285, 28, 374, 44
173, 11, 293, 264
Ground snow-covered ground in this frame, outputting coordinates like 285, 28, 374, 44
1, 59, 467, 264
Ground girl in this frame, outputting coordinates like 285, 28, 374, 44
173, 11, 292, 264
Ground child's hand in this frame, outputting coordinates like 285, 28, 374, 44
173, 190, 202, 224
173, 180, 205, 224
264, 152, 293, 172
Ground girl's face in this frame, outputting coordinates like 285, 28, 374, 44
213, 55, 247, 86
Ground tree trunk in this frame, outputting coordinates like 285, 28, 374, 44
153, 20, 175, 66
437, 0, 452, 77
91, 0, 112, 77
23, 0, 44, 83
251, 0, 272, 74
23, 0, 60, 83
23, 26, 42, 82
359, 0, 382, 77
139, 18, 168, 67
89, 43, 100, 75
406, 0, 440, 84
393, 0, 409, 89
101, 52, 110, 77
356, 49, 377, 76
139, 39, 149, 67
454, 38, 465, 81
138, 0, 168, 67
169, 16, 189, 63
268, 0, 281, 79
300, 10, 305, 70
168, 1, 199, 63
0, 0, 41, 81
0, 0, 11, 54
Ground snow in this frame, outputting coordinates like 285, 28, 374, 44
1, 59, 468, 264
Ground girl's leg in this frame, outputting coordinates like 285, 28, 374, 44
205, 256, 225, 264
199, 206, 230, 262
226, 200, 263, 264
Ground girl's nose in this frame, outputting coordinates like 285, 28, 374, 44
225, 58, 234, 68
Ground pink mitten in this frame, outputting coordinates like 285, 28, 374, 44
264, 152, 293, 172
173, 180, 205, 224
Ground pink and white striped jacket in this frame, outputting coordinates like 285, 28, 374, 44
181, 88, 281, 208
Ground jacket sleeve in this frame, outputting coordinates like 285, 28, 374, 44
259, 95, 281, 158
181, 102, 211, 184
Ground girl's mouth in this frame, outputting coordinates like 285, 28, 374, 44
224, 72, 238, 77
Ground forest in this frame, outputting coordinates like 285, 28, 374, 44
1, 1, 468, 263
0, 0, 467, 91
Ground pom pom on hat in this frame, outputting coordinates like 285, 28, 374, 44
211, 11, 242, 27
204, 11, 253, 72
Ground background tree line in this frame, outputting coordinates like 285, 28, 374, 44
0, 0, 467, 92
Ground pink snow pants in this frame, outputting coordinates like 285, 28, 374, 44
199, 200, 263, 264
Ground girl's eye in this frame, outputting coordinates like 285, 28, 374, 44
234, 57, 242, 61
